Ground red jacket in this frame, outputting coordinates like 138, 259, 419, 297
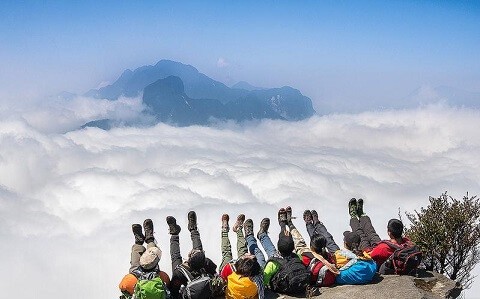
367, 237, 411, 269
300, 251, 336, 287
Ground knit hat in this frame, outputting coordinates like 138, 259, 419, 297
343, 231, 361, 248
188, 249, 206, 271
140, 246, 162, 270
277, 235, 295, 256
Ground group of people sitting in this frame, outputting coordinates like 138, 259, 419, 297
119, 199, 421, 299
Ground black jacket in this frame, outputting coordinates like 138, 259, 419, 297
169, 258, 217, 298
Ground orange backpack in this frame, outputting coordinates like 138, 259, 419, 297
119, 271, 170, 295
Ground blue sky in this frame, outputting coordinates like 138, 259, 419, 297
1, 1, 479, 110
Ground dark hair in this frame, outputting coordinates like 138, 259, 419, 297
343, 231, 363, 257
310, 234, 328, 259
277, 235, 295, 257
235, 256, 261, 277
387, 219, 404, 239
344, 240, 363, 257
188, 250, 206, 271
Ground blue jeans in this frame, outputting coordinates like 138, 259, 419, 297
245, 234, 266, 268
258, 232, 278, 259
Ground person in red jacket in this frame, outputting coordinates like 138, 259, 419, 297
286, 207, 339, 288
348, 198, 413, 274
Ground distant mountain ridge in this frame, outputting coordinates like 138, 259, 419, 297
84, 60, 315, 128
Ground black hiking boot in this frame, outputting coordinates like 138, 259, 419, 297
311, 210, 320, 224
303, 210, 313, 224
222, 214, 230, 232
166, 216, 181, 235
232, 214, 245, 233
143, 218, 154, 243
349, 198, 358, 218
278, 208, 287, 226
132, 224, 145, 245
244, 219, 254, 237
257, 218, 270, 239
187, 211, 198, 232
356, 198, 365, 217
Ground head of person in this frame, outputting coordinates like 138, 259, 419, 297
188, 249, 206, 271
310, 234, 328, 257
235, 253, 261, 277
277, 234, 295, 257
343, 231, 362, 256
139, 246, 162, 270
387, 219, 404, 239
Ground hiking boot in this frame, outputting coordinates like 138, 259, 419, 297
349, 198, 358, 218
166, 216, 181, 235
143, 218, 154, 243
222, 214, 230, 232
278, 208, 287, 226
244, 219, 254, 237
357, 198, 365, 217
311, 210, 320, 224
257, 218, 270, 239
286, 206, 293, 225
187, 211, 197, 231
232, 214, 245, 232
303, 210, 313, 224
132, 223, 145, 245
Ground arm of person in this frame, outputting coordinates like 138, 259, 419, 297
263, 260, 280, 286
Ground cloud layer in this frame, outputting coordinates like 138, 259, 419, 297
1, 105, 480, 298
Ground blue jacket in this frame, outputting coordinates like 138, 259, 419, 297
335, 259, 377, 285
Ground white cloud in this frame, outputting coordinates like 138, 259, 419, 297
1, 105, 480, 298
0, 95, 148, 134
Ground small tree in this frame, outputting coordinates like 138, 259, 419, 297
405, 192, 480, 289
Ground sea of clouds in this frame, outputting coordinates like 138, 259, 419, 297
1, 98, 480, 298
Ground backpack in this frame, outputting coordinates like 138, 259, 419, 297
176, 265, 221, 299
269, 255, 311, 294
381, 241, 423, 275
133, 274, 169, 299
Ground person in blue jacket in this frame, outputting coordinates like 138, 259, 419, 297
334, 231, 377, 285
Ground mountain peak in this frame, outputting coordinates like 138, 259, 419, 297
232, 81, 263, 91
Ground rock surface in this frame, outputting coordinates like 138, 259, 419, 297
265, 271, 461, 299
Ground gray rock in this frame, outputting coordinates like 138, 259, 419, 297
265, 271, 461, 299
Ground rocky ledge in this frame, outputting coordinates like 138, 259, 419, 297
265, 271, 462, 299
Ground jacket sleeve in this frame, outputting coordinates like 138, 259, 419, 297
263, 260, 280, 286
169, 269, 186, 299
252, 274, 265, 299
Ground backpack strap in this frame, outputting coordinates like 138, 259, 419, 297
176, 264, 194, 283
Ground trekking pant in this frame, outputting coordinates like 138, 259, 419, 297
220, 228, 249, 271
170, 229, 204, 271
130, 241, 157, 273
290, 228, 311, 256
349, 215, 381, 251
245, 234, 266, 268
306, 221, 340, 253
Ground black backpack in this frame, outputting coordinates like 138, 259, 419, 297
381, 241, 423, 275
176, 265, 224, 299
269, 255, 311, 294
